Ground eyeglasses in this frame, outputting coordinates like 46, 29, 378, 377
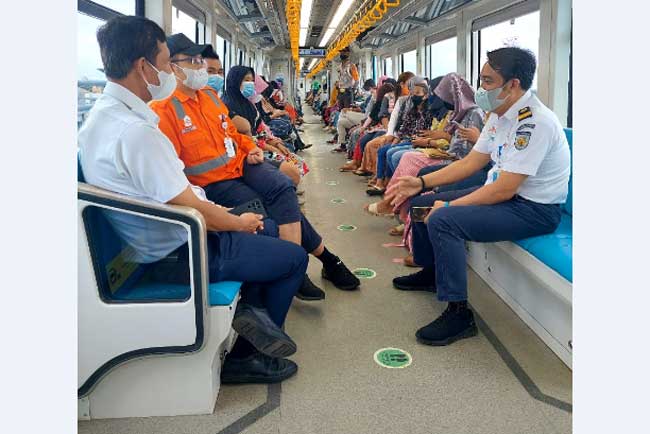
171, 56, 206, 66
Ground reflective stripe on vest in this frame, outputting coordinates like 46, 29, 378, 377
169, 91, 231, 177
183, 154, 232, 176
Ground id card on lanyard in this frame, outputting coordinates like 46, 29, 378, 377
221, 114, 236, 157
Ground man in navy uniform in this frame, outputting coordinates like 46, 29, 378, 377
390, 47, 570, 346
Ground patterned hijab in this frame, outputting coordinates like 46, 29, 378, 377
434, 72, 477, 133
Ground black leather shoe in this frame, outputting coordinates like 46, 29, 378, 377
232, 303, 297, 358
296, 275, 325, 301
392, 268, 436, 292
415, 304, 478, 346
221, 353, 298, 384
321, 257, 360, 290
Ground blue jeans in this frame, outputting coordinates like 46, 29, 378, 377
359, 131, 384, 155
387, 146, 413, 175
377, 143, 411, 179
410, 187, 561, 302
204, 161, 323, 253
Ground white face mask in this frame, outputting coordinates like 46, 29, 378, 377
143, 61, 177, 101
176, 66, 209, 90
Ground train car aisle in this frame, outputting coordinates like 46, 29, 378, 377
79, 106, 572, 434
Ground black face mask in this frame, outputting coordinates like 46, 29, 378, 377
411, 95, 424, 106
340, 55, 349, 61
443, 100, 455, 111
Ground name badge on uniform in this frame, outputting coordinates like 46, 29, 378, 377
224, 137, 236, 157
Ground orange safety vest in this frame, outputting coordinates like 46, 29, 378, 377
150, 88, 257, 187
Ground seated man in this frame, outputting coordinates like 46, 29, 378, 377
202, 45, 224, 96
149, 34, 360, 301
335, 79, 376, 150
390, 47, 570, 346
79, 15, 310, 384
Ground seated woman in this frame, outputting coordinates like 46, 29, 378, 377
259, 80, 312, 151
365, 76, 434, 193
222, 66, 306, 186
340, 80, 397, 172
347, 73, 413, 174
365, 73, 485, 217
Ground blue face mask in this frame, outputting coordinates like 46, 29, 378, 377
207, 74, 224, 92
241, 81, 255, 99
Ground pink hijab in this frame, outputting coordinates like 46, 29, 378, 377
254, 74, 269, 95
434, 73, 477, 133
377, 75, 389, 88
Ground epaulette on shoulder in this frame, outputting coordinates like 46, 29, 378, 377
518, 106, 533, 121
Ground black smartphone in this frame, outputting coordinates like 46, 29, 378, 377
228, 199, 268, 219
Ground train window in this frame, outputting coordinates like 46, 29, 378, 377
426, 37, 457, 80
77, 13, 107, 127
384, 57, 393, 76
172, 6, 198, 42
472, 11, 541, 90
91, 0, 136, 15
401, 50, 417, 74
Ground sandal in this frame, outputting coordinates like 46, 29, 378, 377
366, 185, 385, 196
403, 255, 421, 268
340, 163, 359, 172
364, 202, 394, 217
354, 169, 373, 176
388, 224, 404, 236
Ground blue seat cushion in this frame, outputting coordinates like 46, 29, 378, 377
514, 214, 572, 282
113, 281, 241, 306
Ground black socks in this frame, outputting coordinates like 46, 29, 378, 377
316, 247, 339, 267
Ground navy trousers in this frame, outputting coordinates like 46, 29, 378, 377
206, 231, 307, 326
410, 187, 562, 302
203, 161, 323, 253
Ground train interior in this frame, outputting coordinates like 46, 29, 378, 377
76, 0, 574, 433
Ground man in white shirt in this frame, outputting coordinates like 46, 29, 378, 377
389, 47, 570, 347
78, 15, 309, 384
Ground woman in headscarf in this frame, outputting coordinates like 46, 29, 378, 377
223, 67, 307, 184
365, 73, 486, 226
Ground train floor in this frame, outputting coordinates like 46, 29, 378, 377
79, 105, 572, 434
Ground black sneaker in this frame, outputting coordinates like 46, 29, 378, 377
415, 304, 478, 346
321, 258, 360, 290
296, 275, 325, 301
392, 268, 436, 292
221, 353, 298, 384
232, 303, 297, 358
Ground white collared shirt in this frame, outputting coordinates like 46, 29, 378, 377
78, 82, 209, 263
473, 90, 571, 204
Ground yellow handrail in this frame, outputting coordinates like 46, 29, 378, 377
306, 0, 400, 79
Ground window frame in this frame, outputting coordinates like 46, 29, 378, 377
78, 0, 144, 21
172, 0, 207, 44
470, 1, 541, 89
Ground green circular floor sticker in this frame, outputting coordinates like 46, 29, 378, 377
326, 181, 339, 186
337, 224, 357, 232
330, 198, 346, 204
353, 268, 377, 279
374, 348, 412, 369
